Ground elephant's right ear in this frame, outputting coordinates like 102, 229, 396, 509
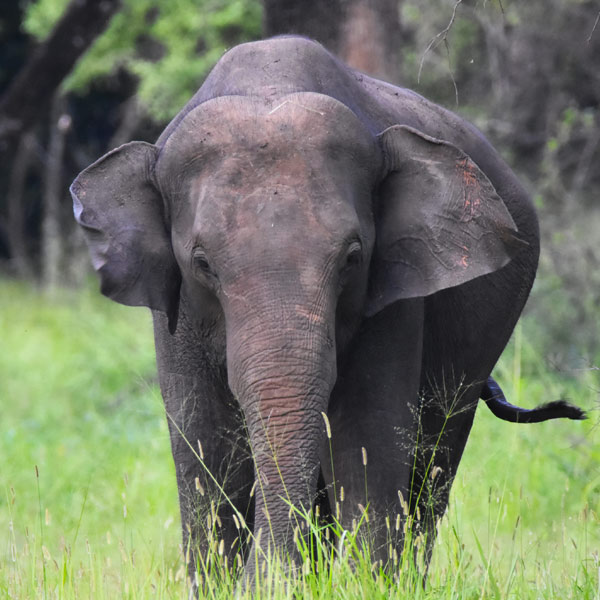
71, 142, 181, 332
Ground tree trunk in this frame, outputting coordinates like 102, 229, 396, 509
338, 0, 402, 81
0, 0, 122, 152
41, 94, 71, 290
108, 96, 143, 149
6, 131, 36, 278
263, 0, 403, 82
263, 0, 345, 50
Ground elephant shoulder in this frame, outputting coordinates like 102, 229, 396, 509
357, 75, 539, 249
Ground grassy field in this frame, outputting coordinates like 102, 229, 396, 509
1, 280, 598, 598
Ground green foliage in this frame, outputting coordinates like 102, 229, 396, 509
22, 0, 70, 38
22, 0, 262, 120
1, 281, 598, 597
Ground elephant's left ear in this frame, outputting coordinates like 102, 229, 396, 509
71, 142, 181, 332
366, 125, 527, 317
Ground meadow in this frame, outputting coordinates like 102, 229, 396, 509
1, 279, 598, 598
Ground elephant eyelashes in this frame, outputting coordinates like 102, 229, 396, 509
192, 249, 217, 280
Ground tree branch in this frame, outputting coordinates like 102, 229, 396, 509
418, 0, 463, 103
0, 0, 122, 148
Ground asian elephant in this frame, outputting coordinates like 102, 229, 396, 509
71, 36, 584, 581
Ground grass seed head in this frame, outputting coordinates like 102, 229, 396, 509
431, 465, 442, 480
398, 490, 409, 516
255, 527, 262, 547
321, 411, 332, 438
238, 513, 247, 530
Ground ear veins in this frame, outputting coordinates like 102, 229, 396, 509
456, 157, 483, 221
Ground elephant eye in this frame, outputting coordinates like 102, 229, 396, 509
339, 241, 363, 285
344, 241, 363, 269
192, 248, 216, 278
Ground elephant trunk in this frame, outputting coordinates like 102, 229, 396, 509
225, 300, 336, 570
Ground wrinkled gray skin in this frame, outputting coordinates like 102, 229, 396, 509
71, 37, 539, 580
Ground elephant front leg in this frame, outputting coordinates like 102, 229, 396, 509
162, 372, 255, 581
153, 308, 255, 583
321, 299, 425, 569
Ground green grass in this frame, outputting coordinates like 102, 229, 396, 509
1, 279, 598, 598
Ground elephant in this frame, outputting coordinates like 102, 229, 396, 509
71, 36, 585, 583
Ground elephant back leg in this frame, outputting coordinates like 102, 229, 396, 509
415, 248, 537, 564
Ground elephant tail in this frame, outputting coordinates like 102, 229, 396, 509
481, 377, 587, 423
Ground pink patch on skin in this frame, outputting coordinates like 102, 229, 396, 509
458, 244, 469, 268
457, 158, 481, 219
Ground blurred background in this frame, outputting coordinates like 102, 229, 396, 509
1, 0, 600, 361
1, 1, 599, 596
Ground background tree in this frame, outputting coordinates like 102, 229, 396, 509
263, 0, 403, 81
0, 0, 261, 283
400, 0, 600, 359
0, 0, 121, 151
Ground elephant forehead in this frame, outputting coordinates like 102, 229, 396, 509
156, 92, 377, 182
187, 176, 362, 251
165, 95, 375, 237
196, 141, 345, 196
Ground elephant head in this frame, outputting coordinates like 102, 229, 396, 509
71, 90, 525, 569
